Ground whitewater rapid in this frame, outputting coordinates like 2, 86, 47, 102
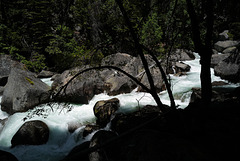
0, 53, 238, 161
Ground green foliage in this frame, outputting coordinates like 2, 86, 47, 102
46, 25, 103, 72
140, 13, 164, 54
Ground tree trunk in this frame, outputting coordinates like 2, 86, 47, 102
186, 0, 214, 104
199, 48, 212, 104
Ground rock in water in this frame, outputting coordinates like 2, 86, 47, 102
1, 67, 51, 114
11, 120, 49, 147
93, 98, 120, 127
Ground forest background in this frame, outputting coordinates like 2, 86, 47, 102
0, 0, 240, 73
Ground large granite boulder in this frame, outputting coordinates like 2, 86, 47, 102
1, 68, 51, 114
52, 65, 105, 104
52, 53, 166, 104
93, 98, 120, 127
137, 66, 165, 92
11, 120, 49, 147
0, 150, 18, 161
214, 52, 240, 83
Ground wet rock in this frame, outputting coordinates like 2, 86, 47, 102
173, 62, 191, 74
1, 68, 51, 114
93, 98, 120, 127
0, 118, 8, 133
212, 81, 228, 86
0, 150, 18, 161
83, 124, 100, 137
68, 121, 83, 133
11, 120, 49, 147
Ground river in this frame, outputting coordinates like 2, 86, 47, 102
0, 53, 238, 161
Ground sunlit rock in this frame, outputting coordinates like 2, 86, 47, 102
93, 98, 119, 127
1, 68, 51, 114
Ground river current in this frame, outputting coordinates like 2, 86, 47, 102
0, 53, 238, 161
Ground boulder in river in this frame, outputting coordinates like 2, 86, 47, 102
11, 120, 49, 147
93, 98, 120, 127
1, 67, 51, 114
52, 53, 166, 104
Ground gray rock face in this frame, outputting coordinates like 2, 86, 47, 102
11, 120, 49, 147
1, 68, 51, 114
211, 53, 231, 68
52, 53, 164, 103
214, 52, 240, 83
52, 52, 193, 104
214, 40, 240, 52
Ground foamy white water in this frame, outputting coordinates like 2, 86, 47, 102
0, 53, 238, 161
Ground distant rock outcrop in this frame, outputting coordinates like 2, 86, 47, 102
1, 68, 51, 114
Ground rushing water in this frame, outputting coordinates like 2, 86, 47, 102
0, 53, 238, 161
